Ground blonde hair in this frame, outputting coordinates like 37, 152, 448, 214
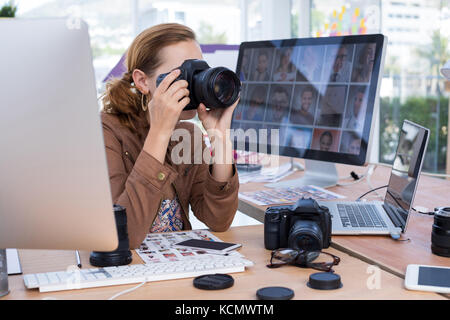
102, 23, 196, 130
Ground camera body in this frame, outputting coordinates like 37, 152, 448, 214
264, 198, 332, 252
156, 59, 241, 110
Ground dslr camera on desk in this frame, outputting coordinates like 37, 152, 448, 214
264, 198, 332, 252
263, 199, 344, 291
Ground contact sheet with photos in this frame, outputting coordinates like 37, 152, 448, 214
137, 230, 243, 265
239, 185, 345, 206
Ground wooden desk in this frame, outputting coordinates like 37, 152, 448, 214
238, 161, 450, 281
2, 226, 445, 300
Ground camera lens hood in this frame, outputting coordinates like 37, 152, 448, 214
431, 207, 450, 257
193, 67, 241, 109
89, 250, 132, 268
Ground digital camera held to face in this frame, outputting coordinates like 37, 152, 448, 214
264, 198, 332, 252
156, 59, 241, 110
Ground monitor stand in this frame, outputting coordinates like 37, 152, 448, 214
265, 159, 338, 189
0, 249, 10, 297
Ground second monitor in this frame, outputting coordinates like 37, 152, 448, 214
231, 34, 387, 188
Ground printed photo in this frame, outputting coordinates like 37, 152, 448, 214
243, 84, 268, 121
239, 48, 253, 81
352, 43, 376, 83
344, 85, 369, 133
272, 47, 297, 82
290, 85, 318, 126
265, 85, 293, 124
284, 127, 313, 149
317, 85, 347, 128
340, 131, 363, 155
297, 46, 325, 82
249, 48, 274, 82
181, 252, 195, 257
311, 129, 342, 153
323, 45, 354, 83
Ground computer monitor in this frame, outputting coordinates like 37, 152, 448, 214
0, 19, 118, 251
231, 34, 387, 188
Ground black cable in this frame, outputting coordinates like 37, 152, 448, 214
411, 207, 435, 216
356, 185, 388, 201
357, 186, 435, 216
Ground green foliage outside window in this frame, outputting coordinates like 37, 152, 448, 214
0, 0, 17, 17
380, 96, 449, 173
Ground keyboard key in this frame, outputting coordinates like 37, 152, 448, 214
47, 272, 60, 284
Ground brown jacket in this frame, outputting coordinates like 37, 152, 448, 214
101, 112, 239, 249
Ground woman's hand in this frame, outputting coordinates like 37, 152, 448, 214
147, 69, 190, 138
197, 98, 240, 142
198, 99, 240, 181
143, 69, 190, 164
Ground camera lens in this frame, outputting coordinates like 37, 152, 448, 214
431, 207, 450, 257
213, 70, 239, 105
193, 67, 241, 109
288, 220, 323, 252
90, 205, 133, 267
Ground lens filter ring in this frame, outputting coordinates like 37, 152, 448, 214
210, 68, 241, 107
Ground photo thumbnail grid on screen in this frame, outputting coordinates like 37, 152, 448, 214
232, 37, 381, 162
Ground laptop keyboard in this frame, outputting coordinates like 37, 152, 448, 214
337, 204, 387, 228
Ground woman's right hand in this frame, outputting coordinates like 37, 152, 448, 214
147, 69, 190, 138
143, 69, 190, 164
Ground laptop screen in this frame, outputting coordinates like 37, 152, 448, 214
384, 120, 429, 232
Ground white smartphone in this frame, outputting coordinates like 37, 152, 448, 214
405, 264, 450, 294
174, 239, 242, 255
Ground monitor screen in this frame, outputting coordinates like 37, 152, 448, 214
231, 34, 386, 166
384, 121, 429, 231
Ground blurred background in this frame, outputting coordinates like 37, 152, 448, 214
3, 0, 449, 175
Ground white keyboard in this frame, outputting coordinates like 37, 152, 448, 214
23, 256, 254, 293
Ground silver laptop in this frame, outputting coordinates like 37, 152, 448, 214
318, 120, 430, 236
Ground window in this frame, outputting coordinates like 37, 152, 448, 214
15, 0, 450, 173
311, 0, 381, 37
137, 0, 241, 44
16, 0, 242, 91
310, 0, 450, 174
17, 0, 134, 91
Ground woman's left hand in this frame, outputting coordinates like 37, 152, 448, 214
197, 98, 240, 141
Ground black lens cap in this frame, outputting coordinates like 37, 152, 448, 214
307, 272, 343, 290
193, 274, 234, 290
256, 287, 295, 300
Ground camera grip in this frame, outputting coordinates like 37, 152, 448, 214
264, 213, 281, 250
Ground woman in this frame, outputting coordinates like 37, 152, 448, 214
352, 43, 376, 83
298, 46, 322, 82
101, 23, 239, 249
273, 48, 296, 82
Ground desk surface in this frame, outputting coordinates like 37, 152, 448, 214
238, 160, 450, 279
2, 225, 446, 300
